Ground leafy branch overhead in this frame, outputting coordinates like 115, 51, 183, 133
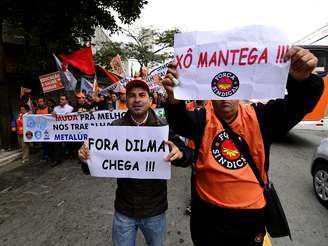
95, 27, 180, 68
1, 0, 148, 45
0, 0, 148, 76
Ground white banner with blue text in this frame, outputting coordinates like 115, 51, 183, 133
23, 109, 165, 142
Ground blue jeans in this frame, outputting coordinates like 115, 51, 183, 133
112, 211, 166, 246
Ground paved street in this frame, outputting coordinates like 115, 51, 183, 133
0, 129, 328, 246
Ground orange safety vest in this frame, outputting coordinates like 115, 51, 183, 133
16, 113, 24, 136
186, 101, 196, 111
195, 103, 267, 209
35, 107, 49, 114
116, 101, 128, 110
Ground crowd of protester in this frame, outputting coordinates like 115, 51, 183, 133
10, 88, 168, 166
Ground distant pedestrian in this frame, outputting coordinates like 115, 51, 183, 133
35, 97, 50, 162
116, 87, 128, 110
14, 104, 31, 164
51, 95, 73, 167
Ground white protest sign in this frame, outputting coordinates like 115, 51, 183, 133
101, 82, 120, 94
81, 77, 93, 95
174, 25, 290, 100
87, 125, 171, 179
149, 63, 169, 78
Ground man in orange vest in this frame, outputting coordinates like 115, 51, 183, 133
162, 46, 324, 245
14, 104, 31, 164
116, 87, 128, 110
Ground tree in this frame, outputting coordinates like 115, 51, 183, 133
0, 0, 149, 81
94, 41, 127, 68
123, 27, 180, 67
1, 0, 148, 75
0, 0, 148, 148
2, 1, 147, 45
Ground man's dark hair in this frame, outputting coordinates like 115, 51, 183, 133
59, 94, 68, 100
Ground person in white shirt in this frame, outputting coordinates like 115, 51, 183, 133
53, 95, 73, 114
51, 95, 73, 167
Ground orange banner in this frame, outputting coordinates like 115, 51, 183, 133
39, 72, 64, 93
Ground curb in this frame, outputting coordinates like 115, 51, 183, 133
0, 150, 22, 167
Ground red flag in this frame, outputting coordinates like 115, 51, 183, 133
60, 47, 96, 75
96, 65, 121, 83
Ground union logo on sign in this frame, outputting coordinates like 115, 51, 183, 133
211, 71, 239, 97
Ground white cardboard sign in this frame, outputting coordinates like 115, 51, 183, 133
87, 125, 171, 179
174, 26, 290, 100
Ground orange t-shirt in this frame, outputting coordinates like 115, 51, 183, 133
195, 103, 267, 209
35, 107, 49, 114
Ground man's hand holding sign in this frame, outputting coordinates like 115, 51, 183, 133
286, 46, 318, 82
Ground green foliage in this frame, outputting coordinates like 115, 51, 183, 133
155, 28, 180, 51
0, 0, 148, 76
2, 0, 148, 48
101, 27, 180, 67
94, 41, 127, 68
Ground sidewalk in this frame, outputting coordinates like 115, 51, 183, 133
0, 149, 22, 168
0, 143, 44, 173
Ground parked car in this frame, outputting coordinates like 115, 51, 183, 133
311, 137, 328, 208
